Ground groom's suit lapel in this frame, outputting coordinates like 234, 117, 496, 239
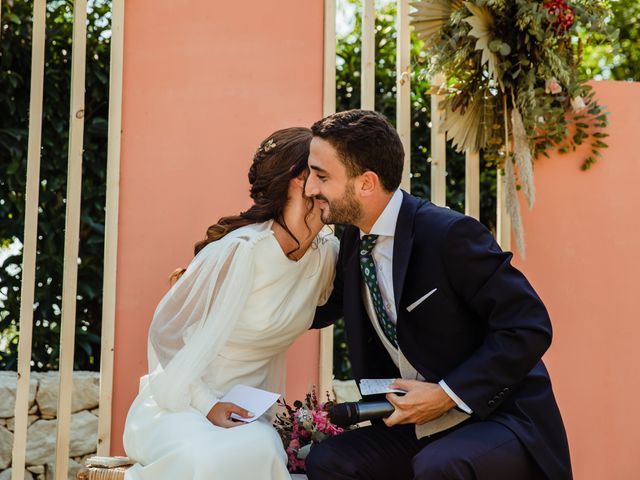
392, 191, 419, 314
392, 192, 441, 382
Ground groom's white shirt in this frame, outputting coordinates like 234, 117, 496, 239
359, 189, 472, 436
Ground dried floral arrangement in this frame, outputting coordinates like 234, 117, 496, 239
274, 388, 349, 473
411, 0, 615, 254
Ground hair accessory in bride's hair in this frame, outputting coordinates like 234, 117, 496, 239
258, 138, 277, 154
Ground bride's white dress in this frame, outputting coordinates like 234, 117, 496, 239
123, 221, 338, 480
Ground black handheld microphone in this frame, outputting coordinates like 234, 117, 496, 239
328, 400, 395, 427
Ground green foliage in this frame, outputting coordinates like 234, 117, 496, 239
580, 0, 640, 81
332, 1, 497, 380
0, 0, 111, 371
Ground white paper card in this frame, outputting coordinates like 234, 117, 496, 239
358, 378, 406, 396
220, 384, 281, 423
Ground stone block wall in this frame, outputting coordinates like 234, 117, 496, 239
0, 371, 100, 480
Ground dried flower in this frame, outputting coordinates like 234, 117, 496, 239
545, 77, 562, 95
543, 0, 575, 33
464, 2, 500, 84
571, 96, 587, 113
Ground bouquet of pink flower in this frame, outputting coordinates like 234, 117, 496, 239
273, 387, 349, 473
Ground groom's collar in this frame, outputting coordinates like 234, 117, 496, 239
359, 189, 403, 239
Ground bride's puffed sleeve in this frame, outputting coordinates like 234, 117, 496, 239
146, 232, 261, 414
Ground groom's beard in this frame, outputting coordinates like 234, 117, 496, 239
316, 183, 362, 225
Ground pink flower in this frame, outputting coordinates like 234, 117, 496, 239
312, 410, 330, 432
545, 77, 562, 95
326, 423, 344, 436
289, 438, 301, 451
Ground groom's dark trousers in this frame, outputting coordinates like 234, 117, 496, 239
306, 420, 543, 480
308, 192, 572, 479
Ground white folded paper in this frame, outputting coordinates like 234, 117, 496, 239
358, 378, 406, 396
221, 384, 281, 422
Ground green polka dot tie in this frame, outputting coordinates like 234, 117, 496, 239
359, 234, 397, 347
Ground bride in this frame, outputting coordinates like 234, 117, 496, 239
122, 127, 338, 480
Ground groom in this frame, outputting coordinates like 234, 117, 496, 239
304, 110, 572, 479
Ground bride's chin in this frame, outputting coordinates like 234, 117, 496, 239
306, 207, 325, 232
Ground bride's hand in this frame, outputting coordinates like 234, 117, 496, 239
206, 402, 254, 428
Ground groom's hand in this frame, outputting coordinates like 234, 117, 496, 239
383, 379, 455, 427
206, 402, 254, 428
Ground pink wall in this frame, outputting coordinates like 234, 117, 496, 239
112, 1, 324, 455
514, 81, 640, 479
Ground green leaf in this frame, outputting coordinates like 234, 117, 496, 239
488, 39, 501, 52
499, 43, 511, 56
7, 13, 22, 25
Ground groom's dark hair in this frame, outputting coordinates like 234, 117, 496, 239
311, 110, 404, 192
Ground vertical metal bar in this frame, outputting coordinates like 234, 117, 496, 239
11, 2, 47, 480
430, 73, 446, 206
396, 0, 411, 191
322, 0, 337, 117
54, 0, 88, 478
97, 0, 125, 456
319, 0, 337, 400
465, 151, 480, 219
361, 0, 375, 111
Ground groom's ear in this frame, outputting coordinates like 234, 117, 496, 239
358, 171, 380, 198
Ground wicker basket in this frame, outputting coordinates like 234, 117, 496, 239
75, 461, 309, 479
76, 467, 307, 480
76, 466, 130, 480
76, 457, 132, 480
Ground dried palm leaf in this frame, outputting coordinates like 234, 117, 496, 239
463, 2, 500, 85
410, 0, 464, 46
511, 107, 535, 209
504, 155, 526, 258
441, 91, 494, 153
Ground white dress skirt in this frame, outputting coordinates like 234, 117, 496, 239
122, 221, 338, 480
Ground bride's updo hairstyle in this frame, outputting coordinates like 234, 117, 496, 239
170, 127, 313, 282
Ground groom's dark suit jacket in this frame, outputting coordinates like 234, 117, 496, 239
314, 191, 572, 479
